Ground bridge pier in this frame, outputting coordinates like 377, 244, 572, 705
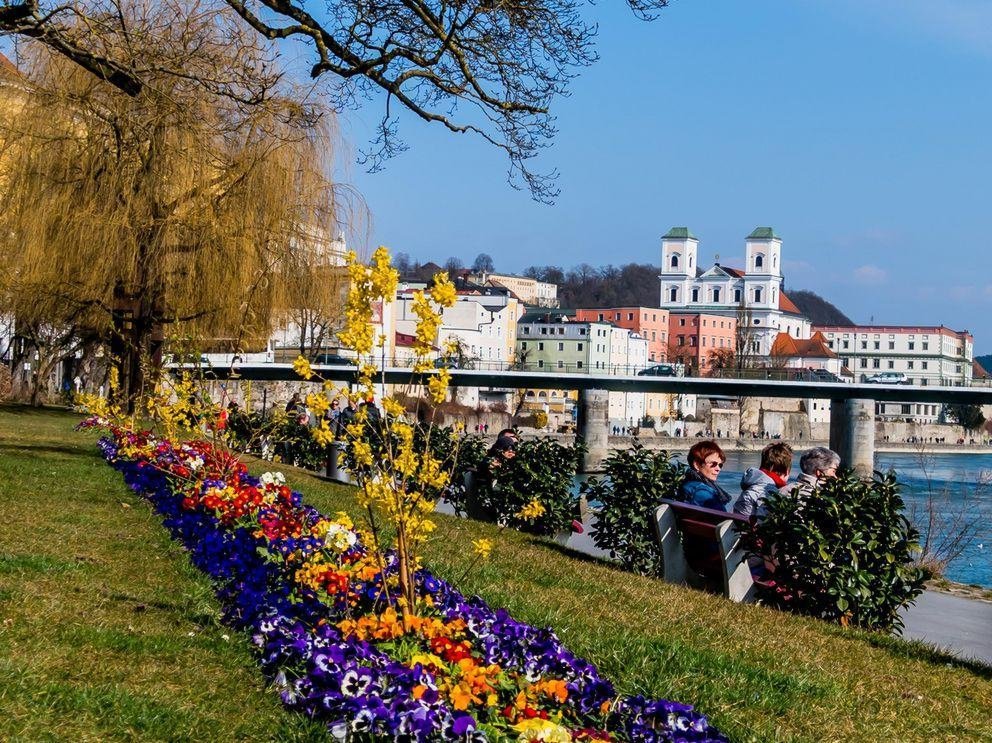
829, 398, 875, 477
577, 388, 610, 473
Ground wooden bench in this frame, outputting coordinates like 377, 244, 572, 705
653, 498, 770, 603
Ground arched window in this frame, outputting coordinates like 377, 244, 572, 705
754, 287, 763, 303
734, 288, 742, 303
772, 254, 777, 268
755, 254, 764, 269
691, 288, 699, 302
669, 287, 678, 302
713, 287, 721, 303
670, 253, 680, 269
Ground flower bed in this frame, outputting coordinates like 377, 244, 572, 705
92, 423, 725, 742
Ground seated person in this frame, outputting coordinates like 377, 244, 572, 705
784, 447, 840, 495
678, 440, 732, 511
733, 442, 793, 519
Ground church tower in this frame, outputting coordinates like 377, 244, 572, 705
744, 227, 782, 310
659, 227, 698, 307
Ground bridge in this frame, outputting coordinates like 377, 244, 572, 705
202, 364, 992, 474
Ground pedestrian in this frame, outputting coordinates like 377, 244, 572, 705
733, 442, 794, 519
677, 440, 732, 511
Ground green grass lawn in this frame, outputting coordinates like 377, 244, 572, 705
1, 404, 990, 742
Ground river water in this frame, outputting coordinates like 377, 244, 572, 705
709, 451, 992, 588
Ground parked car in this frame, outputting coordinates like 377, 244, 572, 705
637, 363, 677, 377
864, 371, 908, 384
314, 353, 356, 365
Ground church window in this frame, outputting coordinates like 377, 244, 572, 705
755, 254, 764, 269
691, 288, 699, 302
670, 254, 680, 269
734, 288, 742, 303
773, 255, 777, 268
754, 288, 763, 303
689, 255, 693, 267
669, 287, 678, 302
713, 288, 721, 302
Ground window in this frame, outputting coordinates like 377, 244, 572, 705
679, 318, 686, 326
579, 328, 587, 335
521, 341, 527, 349
538, 342, 544, 350
541, 327, 547, 335
889, 342, 895, 350
922, 342, 928, 351
902, 404, 912, 415
702, 337, 707, 347
523, 326, 530, 335
922, 361, 929, 370
887, 360, 894, 369
651, 331, 656, 341
713, 288, 721, 302
669, 287, 678, 302
842, 340, 849, 349
557, 360, 564, 369
689, 337, 697, 347
872, 359, 880, 368
874, 341, 880, 350
755, 254, 764, 269
558, 327, 565, 335
734, 288, 742, 303
628, 312, 634, 321
670, 254, 679, 269
597, 313, 604, 321
691, 288, 699, 302
677, 336, 685, 347
861, 341, 868, 350
754, 288, 763, 302
860, 358, 867, 368
908, 342, 915, 350
557, 342, 564, 351
615, 313, 621, 321
538, 360, 544, 368
576, 361, 583, 369
908, 361, 914, 369
577, 343, 583, 351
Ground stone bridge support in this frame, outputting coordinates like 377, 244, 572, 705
577, 388, 610, 473
829, 398, 875, 477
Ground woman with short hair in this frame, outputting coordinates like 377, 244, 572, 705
785, 447, 841, 495
678, 440, 733, 511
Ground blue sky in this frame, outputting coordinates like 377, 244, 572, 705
335, 1, 992, 354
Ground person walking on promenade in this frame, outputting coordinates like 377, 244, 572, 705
783, 447, 840, 496
734, 442, 794, 519
678, 440, 732, 511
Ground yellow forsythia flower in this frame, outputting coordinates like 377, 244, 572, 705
515, 499, 546, 521
293, 356, 314, 380
472, 539, 493, 559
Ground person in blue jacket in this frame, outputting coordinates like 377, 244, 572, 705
678, 440, 732, 511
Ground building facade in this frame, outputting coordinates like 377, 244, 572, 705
667, 312, 737, 375
658, 227, 811, 356
471, 272, 559, 307
574, 307, 669, 363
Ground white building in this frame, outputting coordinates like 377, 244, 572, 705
659, 227, 811, 356
815, 324, 974, 422
607, 325, 648, 426
470, 272, 559, 308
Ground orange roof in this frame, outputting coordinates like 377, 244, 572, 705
974, 359, 991, 380
0, 52, 20, 81
771, 331, 837, 359
778, 291, 802, 315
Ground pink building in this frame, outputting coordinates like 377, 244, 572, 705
668, 312, 737, 375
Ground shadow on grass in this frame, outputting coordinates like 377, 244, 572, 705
853, 631, 992, 680
0, 442, 88, 457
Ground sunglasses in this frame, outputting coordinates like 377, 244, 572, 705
703, 460, 724, 469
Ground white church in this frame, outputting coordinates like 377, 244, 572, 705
658, 227, 812, 356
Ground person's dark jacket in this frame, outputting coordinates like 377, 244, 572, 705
677, 468, 732, 512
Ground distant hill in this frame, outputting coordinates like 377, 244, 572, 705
976, 355, 992, 374
789, 290, 853, 326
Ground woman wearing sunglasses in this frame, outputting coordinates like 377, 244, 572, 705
678, 440, 733, 511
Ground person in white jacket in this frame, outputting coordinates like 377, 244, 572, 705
733, 442, 794, 519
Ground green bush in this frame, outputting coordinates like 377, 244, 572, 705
466, 436, 585, 536
584, 443, 684, 576
745, 471, 926, 632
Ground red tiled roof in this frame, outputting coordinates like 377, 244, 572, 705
771, 331, 837, 359
721, 266, 745, 278
974, 359, 991, 380
778, 291, 802, 315
0, 52, 20, 81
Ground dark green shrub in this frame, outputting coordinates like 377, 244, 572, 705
413, 426, 487, 503
584, 443, 684, 576
745, 471, 926, 632
468, 437, 585, 536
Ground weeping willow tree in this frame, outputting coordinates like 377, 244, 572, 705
0, 0, 353, 406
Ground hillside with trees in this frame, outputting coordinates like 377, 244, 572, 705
788, 290, 854, 326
